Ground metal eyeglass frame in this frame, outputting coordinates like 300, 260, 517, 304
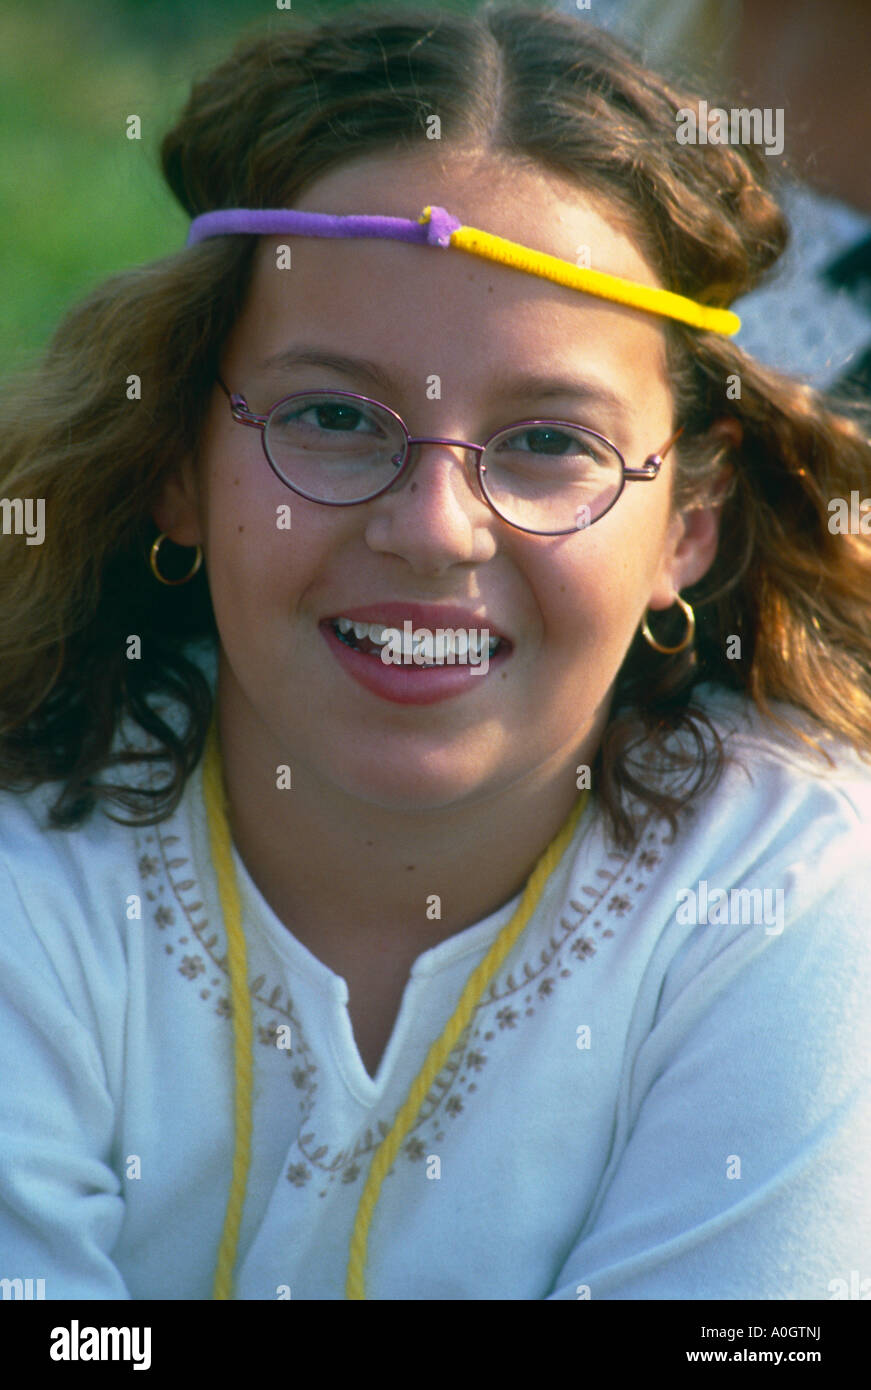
216, 376, 682, 537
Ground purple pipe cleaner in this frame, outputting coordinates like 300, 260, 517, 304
186, 206, 463, 248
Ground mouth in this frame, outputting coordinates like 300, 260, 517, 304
320, 612, 512, 705
326, 616, 508, 664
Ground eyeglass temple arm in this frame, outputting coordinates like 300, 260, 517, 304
625, 425, 684, 479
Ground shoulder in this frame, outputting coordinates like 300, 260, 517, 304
0, 636, 217, 944
630, 684, 871, 1022
0, 704, 206, 1005
571, 684, 871, 1013
675, 680, 871, 832
0, 779, 141, 1020
587, 682, 871, 902
670, 683, 871, 919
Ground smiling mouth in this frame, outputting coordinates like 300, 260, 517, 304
328, 620, 506, 662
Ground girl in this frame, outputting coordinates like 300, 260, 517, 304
1, 2, 869, 1301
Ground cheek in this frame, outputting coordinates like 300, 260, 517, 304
530, 531, 657, 659
202, 452, 324, 623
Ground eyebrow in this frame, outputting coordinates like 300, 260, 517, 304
257, 347, 631, 419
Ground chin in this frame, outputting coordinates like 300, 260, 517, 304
329, 760, 496, 814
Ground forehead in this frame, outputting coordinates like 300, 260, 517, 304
227, 150, 670, 397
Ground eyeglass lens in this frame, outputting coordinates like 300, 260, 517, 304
263, 392, 624, 533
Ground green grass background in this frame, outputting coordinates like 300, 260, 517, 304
0, 0, 481, 379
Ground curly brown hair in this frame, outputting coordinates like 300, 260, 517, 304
2, 1, 870, 850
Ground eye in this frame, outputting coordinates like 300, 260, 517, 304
491, 425, 616, 466
505, 427, 585, 455
275, 400, 383, 435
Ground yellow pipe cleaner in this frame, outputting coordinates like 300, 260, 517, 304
418, 206, 740, 336
203, 712, 591, 1300
203, 716, 254, 1301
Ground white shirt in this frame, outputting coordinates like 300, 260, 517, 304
1, 675, 870, 1300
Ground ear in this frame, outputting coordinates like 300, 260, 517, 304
151, 456, 203, 547
646, 415, 742, 610
711, 416, 743, 450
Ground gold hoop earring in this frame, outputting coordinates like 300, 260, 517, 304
149, 532, 203, 586
641, 594, 695, 654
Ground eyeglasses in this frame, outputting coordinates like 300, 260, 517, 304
217, 377, 681, 536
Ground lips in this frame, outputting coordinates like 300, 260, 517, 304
321, 615, 510, 705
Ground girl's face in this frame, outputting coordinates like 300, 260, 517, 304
157, 150, 722, 813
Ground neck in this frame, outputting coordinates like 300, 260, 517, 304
213, 655, 601, 961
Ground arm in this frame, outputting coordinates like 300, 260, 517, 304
546, 827, 871, 1300
0, 857, 131, 1299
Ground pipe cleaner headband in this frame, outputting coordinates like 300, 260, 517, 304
186, 204, 740, 336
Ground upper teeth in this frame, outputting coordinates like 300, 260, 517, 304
334, 616, 500, 656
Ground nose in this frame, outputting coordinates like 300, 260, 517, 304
363, 435, 499, 568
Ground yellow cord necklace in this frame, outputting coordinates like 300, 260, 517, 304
201, 715, 590, 1299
